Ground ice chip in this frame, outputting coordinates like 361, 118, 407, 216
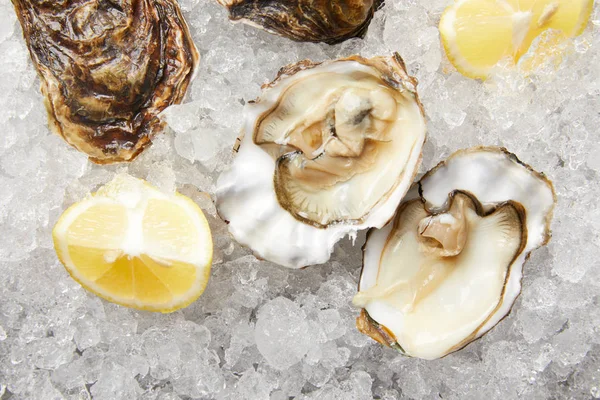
254, 297, 310, 370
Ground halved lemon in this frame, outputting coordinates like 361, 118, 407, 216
439, 0, 594, 79
53, 175, 213, 313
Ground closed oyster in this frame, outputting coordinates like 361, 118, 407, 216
12, 0, 199, 163
354, 147, 556, 359
216, 0, 384, 44
216, 54, 426, 268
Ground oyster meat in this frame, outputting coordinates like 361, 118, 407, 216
354, 147, 556, 359
12, 0, 199, 163
216, 0, 384, 44
216, 54, 426, 268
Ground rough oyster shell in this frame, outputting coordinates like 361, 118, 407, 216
216, 0, 384, 44
12, 0, 199, 163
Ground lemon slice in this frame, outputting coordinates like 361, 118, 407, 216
53, 175, 213, 313
439, 0, 594, 79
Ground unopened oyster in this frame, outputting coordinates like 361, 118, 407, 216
354, 147, 556, 359
216, 54, 426, 268
12, 0, 199, 163
216, 0, 384, 44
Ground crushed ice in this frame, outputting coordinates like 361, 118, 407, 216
0, 0, 599, 399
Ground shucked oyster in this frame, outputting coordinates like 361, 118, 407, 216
216, 0, 384, 44
354, 147, 556, 359
216, 54, 426, 268
12, 0, 199, 163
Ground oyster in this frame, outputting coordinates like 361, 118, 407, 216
216, 0, 384, 44
12, 0, 199, 163
354, 147, 556, 359
216, 54, 426, 268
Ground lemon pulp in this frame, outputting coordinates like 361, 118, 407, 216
52, 175, 213, 313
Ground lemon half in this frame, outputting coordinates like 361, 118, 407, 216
53, 175, 213, 313
439, 0, 594, 79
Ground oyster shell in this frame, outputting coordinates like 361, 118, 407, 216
354, 147, 556, 359
12, 0, 199, 163
216, 54, 426, 268
216, 0, 384, 44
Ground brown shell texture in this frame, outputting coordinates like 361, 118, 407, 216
216, 0, 385, 44
12, 0, 199, 164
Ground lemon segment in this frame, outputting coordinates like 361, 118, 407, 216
440, 0, 594, 79
53, 175, 213, 313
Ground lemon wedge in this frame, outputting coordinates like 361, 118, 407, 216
439, 0, 593, 79
52, 175, 213, 313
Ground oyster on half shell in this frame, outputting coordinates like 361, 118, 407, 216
12, 0, 199, 163
354, 147, 556, 359
216, 0, 384, 44
216, 54, 426, 268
